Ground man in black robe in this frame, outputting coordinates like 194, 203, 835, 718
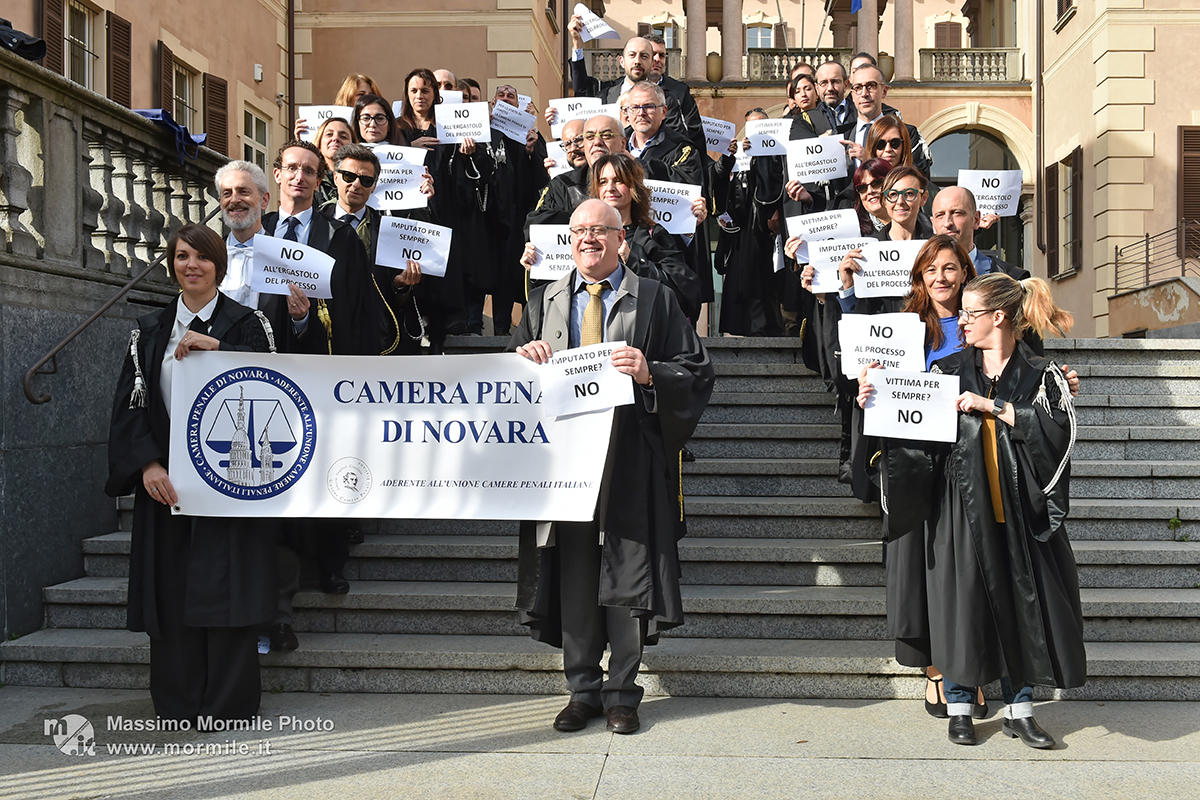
508, 200, 714, 735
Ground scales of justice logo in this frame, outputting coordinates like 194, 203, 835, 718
187, 367, 317, 499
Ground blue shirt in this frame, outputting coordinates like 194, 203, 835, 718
926, 315, 963, 370
569, 264, 624, 348
274, 205, 314, 246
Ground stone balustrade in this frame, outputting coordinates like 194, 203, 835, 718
746, 49, 852, 83
919, 48, 1022, 82
589, 49, 684, 83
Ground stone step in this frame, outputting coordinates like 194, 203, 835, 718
3, 628, 1198, 701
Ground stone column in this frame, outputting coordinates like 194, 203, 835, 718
1020, 191, 1035, 275
892, 0, 915, 81
858, 0, 879, 59
722, 0, 743, 82
686, 0, 707, 82
830, 10, 853, 48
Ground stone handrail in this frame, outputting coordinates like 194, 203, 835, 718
589, 49, 685, 83
918, 48, 1022, 82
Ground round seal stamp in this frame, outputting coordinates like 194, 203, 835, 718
328, 457, 372, 504
186, 366, 317, 500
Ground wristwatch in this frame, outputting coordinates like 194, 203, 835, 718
992, 397, 1005, 416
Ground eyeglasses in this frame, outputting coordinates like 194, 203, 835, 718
563, 135, 585, 151
849, 81, 884, 94
958, 308, 994, 323
337, 169, 377, 188
569, 225, 620, 239
817, 79, 842, 88
873, 137, 904, 151
627, 103, 662, 116
358, 113, 388, 126
583, 130, 618, 141
279, 164, 318, 179
439, 82, 455, 90
855, 178, 884, 195
884, 188, 921, 203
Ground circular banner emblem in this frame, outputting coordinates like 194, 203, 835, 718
186, 367, 317, 500
328, 457, 371, 504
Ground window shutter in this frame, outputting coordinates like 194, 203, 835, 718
935, 22, 962, 49
106, 12, 132, 108
157, 40, 174, 113
1044, 162, 1059, 277
1178, 126, 1200, 258
1070, 146, 1083, 272
637, 22, 650, 37
42, 0, 65, 74
773, 23, 787, 48
203, 73, 228, 155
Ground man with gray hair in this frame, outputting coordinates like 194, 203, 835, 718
215, 160, 274, 313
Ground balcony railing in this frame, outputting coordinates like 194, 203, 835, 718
919, 48, 1022, 82
747, 49, 852, 82
1114, 221, 1200, 293
589, 49, 684, 83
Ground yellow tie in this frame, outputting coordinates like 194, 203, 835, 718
801, 110, 814, 130
581, 281, 609, 346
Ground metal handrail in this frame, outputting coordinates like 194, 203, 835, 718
22, 204, 222, 404
1113, 219, 1200, 292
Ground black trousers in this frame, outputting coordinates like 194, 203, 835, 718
150, 518, 261, 723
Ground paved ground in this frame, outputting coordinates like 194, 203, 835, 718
0, 687, 1197, 799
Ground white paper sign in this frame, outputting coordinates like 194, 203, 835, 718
773, 235, 786, 273
701, 117, 736, 154
250, 234, 335, 299
598, 102, 623, 126
957, 169, 1023, 217
491, 100, 537, 144
785, 210, 862, 262
744, 119, 791, 156
837, 312, 928, 379
435, 101, 491, 143
856, 239, 928, 298
529, 224, 576, 281
392, 99, 404, 119
545, 140, 573, 178
807, 237, 875, 293
541, 341, 635, 418
296, 105, 353, 143
169, 350, 614, 519
574, 2, 620, 41
548, 97, 601, 139
375, 218, 453, 278
785, 137, 849, 183
645, 179, 700, 236
367, 145, 429, 212
439, 91, 463, 105
731, 148, 752, 173
518, 93, 533, 109
863, 369, 960, 443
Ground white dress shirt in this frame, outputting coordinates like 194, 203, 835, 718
160, 293, 219, 414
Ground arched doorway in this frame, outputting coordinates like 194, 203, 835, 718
928, 129, 1025, 267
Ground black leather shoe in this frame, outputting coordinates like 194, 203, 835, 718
320, 571, 350, 594
973, 688, 990, 720
345, 527, 365, 545
606, 705, 640, 734
948, 714, 976, 745
681, 446, 696, 463
924, 675, 947, 719
269, 623, 299, 652
553, 701, 602, 732
1003, 716, 1056, 749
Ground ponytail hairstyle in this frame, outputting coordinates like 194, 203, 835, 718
963, 272, 1074, 341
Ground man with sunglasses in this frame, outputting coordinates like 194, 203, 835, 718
545, 119, 588, 172
838, 64, 931, 177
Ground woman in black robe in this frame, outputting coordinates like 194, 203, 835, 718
106, 224, 277, 723
859, 272, 1085, 749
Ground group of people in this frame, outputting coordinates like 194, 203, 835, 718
104, 20, 1086, 747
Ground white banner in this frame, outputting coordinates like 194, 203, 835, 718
807, 237, 875, 293
250, 234, 335, 299
366, 145, 429, 212
575, 2, 620, 41
855, 239, 928, 298
837, 312, 928, 378
957, 169, 1023, 217
862, 369, 960, 443
645, 179, 700, 235
296, 105, 353, 143
545, 140, 573, 178
785, 137, 848, 183
375, 218, 453, 278
541, 342, 635, 418
529, 224, 576, 281
435, 101, 492, 143
785, 210, 861, 262
701, 117, 736, 154
168, 351, 614, 519
492, 100, 537, 144
548, 96, 601, 139
743, 119, 790, 157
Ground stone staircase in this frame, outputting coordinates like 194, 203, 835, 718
4, 338, 1200, 701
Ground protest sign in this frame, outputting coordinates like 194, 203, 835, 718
548, 96, 601, 139
544, 140, 573, 178
957, 169, 1023, 217
435, 101, 491, 143
376, 218, 453, 278
249, 234, 335, 299
491, 100, 537, 144
540, 341, 635, 418
806, 238, 876, 293
296, 105, 353, 143
528, 225, 576, 281
701, 117, 736, 154
743, 118, 790, 156
785, 137, 848, 183
574, 3, 620, 41
856, 239, 928, 298
837, 312, 928, 378
863, 369, 960, 443
645, 179, 700, 236
366, 145, 429, 212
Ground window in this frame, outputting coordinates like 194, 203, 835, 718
1179, 127, 1200, 258
64, 0, 97, 90
1054, 0, 1076, 31
174, 62, 198, 130
1045, 146, 1082, 278
747, 25, 774, 49
934, 21, 962, 49
650, 24, 676, 49
244, 109, 269, 171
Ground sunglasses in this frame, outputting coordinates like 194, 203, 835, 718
873, 137, 904, 151
337, 169, 377, 188
855, 178, 884, 195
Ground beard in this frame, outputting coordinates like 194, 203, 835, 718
222, 203, 262, 232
